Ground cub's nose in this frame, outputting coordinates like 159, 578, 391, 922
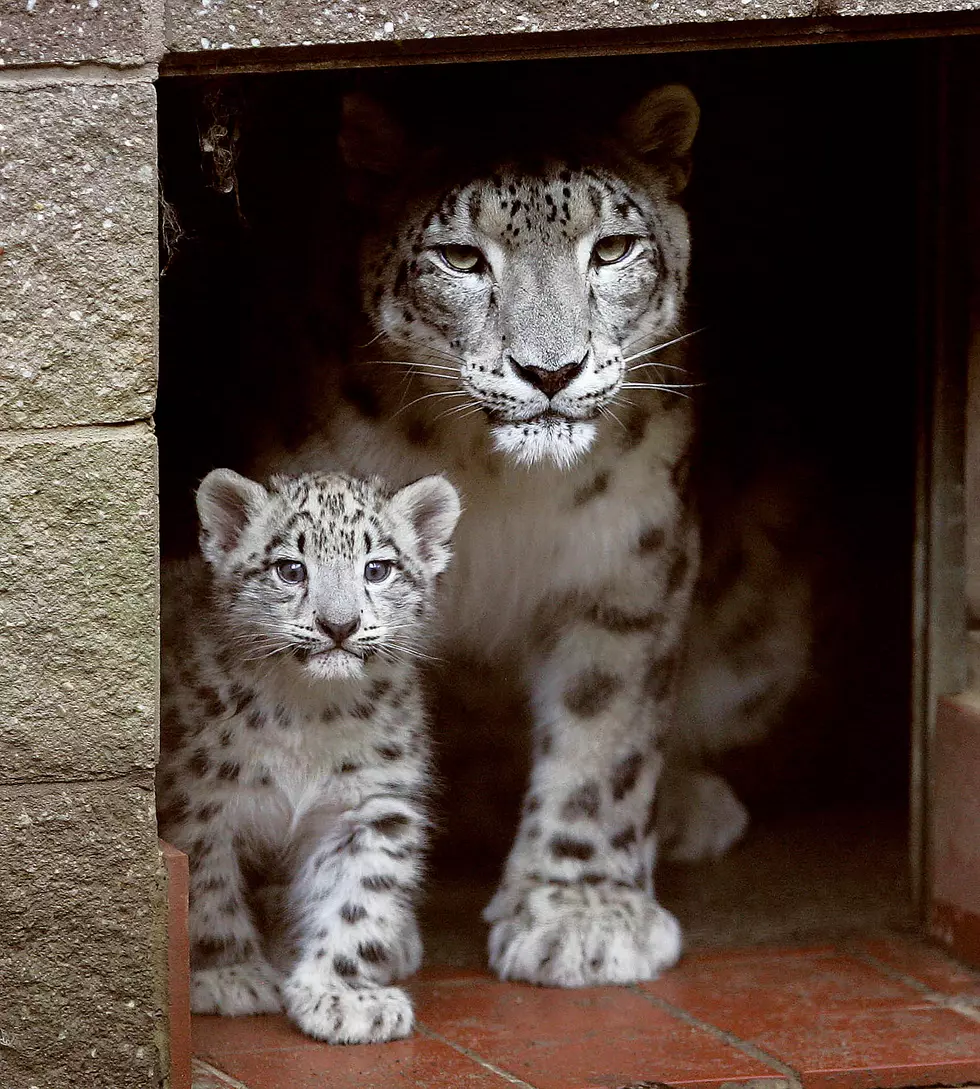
509, 354, 587, 398
315, 615, 360, 645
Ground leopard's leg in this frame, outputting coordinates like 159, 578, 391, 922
485, 520, 698, 988
655, 757, 749, 863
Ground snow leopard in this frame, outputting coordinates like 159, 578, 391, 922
254, 83, 808, 986
156, 467, 461, 1043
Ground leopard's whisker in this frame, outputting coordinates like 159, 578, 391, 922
390, 389, 472, 418
434, 400, 484, 422
370, 359, 459, 378
355, 328, 388, 350
598, 404, 628, 434
373, 361, 461, 397
381, 337, 464, 367
621, 382, 703, 391
622, 327, 706, 364
626, 361, 690, 374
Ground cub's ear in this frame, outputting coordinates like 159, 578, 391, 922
339, 93, 409, 206
196, 468, 268, 565
618, 84, 700, 194
389, 475, 462, 576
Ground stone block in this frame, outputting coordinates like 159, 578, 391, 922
0, 782, 165, 1089
0, 0, 148, 68
164, 0, 980, 55
0, 424, 159, 784
0, 82, 157, 429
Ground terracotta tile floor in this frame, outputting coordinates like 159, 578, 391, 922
191, 935, 980, 1089
191, 810, 980, 1089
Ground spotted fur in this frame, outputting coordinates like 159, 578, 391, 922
256, 85, 806, 986
157, 468, 460, 1042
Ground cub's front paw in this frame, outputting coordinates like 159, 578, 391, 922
282, 982, 414, 1044
191, 962, 283, 1015
485, 881, 681, 987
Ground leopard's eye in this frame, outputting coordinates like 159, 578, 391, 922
364, 559, 393, 584
439, 245, 485, 273
592, 235, 637, 266
275, 559, 307, 585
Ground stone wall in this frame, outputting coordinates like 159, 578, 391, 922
161, 0, 980, 58
0, 2, 167, 1084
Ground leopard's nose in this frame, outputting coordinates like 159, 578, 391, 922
315, 615, 360, 645
509, 354, 587, 398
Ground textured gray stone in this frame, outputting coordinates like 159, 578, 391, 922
0, 0, 148, 68
0, 424, 159, 784
0, 82, 157, 430
164, 0, 980, 54
0, 782, 165, 1089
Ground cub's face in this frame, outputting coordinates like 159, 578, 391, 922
197, 470, 460, 683
349, 86, 699, 469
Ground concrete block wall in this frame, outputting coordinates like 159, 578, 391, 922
162, 0, 980, 56
0, 2, 167, 1085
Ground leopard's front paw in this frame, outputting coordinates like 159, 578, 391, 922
485, 881, 681, 987
658, 770, 749, 863
388, 914, 423, 980
282, 981, 414, 1044
191, 961, 283, 1015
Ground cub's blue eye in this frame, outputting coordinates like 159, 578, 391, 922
275, 559, 307, 585
364, 559, 393, 584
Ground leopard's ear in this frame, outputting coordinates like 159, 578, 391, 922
618, 84, 700, 194
339, 93, 409, 206
196, 468, 268, 565
389, 475, 462, 576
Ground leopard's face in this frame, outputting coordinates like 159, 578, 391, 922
354, 87, 699, 469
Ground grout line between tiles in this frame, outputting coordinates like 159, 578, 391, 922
415, 1021, 539, 1087
847, 948, 980, 1023
191, 1057, 254, 1089
631, 988, 804, 1089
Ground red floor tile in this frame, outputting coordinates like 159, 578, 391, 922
753, 1006, 980, 1089
191, 940, 980, 1089
641, 945, 980, 1089
854, 934, 980, 999
642, 948, 927, 1023
411, 972, 784, 1089
193, 1013, 316, 1057
196, 1033, 508, 1089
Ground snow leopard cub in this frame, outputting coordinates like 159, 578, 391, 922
157, 467, 460, 1044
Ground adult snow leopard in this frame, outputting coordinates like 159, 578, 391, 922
258, 83, 805, 986
157, 468, 460, 1041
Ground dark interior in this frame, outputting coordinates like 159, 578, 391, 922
157, 40, 928, 949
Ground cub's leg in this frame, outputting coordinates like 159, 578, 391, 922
179, 830, 283, 1015
485, 522, 698, 987
280, 795, 426, 1044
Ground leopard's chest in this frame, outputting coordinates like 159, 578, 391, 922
440, 437, 683, 653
